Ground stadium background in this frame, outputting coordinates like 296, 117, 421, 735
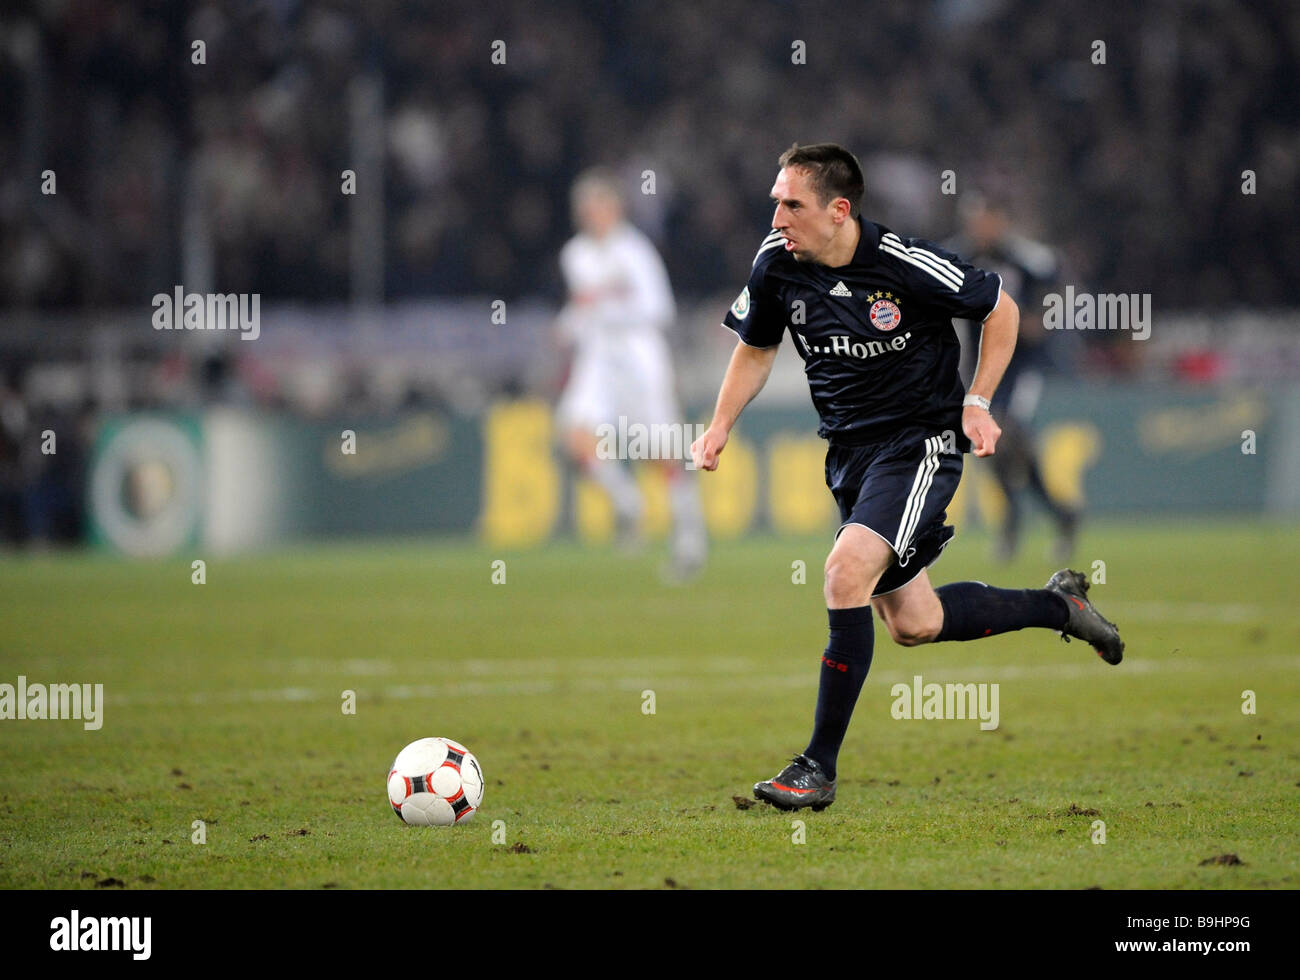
2, 0, 1299, 902
1, 0, 1297, 553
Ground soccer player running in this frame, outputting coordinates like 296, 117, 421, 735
555, 169, 707, 580
690, 144, 1123, 811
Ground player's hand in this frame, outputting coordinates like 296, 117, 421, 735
691, 424, 729, 471
963, 405, 1001, 457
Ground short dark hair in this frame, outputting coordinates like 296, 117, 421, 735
777, 142, 865, 216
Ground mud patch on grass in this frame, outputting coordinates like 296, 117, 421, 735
1199, 853, 1244, 867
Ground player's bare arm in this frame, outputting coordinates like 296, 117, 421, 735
963, 290, 1020, 457
691, 339, 779, 471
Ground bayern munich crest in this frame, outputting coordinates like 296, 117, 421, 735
869, 294, 902, 331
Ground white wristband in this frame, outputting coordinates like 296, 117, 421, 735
962, 394, 992, 412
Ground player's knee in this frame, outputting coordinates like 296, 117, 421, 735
823, 553, 874, 607
887, 616, 940, 647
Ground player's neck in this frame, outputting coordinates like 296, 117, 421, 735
820, 217, 861, 268
587, 219, 623, 242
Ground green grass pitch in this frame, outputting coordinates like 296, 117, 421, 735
0, 518, 1296, 889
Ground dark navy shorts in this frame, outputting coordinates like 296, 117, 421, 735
825, 426, 963, 597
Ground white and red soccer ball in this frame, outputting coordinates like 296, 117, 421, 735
387, 737, 484, 826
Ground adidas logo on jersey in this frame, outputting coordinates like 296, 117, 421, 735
829, 281, 852, 297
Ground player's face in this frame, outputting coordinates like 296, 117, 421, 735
964, 204, 1009, 250
770, 167, 840, 264
574, 188, 622, 239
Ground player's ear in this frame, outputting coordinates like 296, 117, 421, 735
831, 196, 852, 223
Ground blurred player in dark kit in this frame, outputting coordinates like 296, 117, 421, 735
947, 191, 1080, 562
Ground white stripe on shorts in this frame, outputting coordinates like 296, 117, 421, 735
894, 435, 942, 559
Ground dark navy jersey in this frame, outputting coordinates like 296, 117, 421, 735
722, 218, 1003, 446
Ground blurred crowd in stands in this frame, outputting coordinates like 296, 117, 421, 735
2, 0, 1296, 311
0, 0, 1297, 547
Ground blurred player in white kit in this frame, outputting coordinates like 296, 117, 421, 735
554, 168, 707, 580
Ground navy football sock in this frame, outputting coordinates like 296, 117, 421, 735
803, 605, 874, 781
935, 582, 1068, 642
